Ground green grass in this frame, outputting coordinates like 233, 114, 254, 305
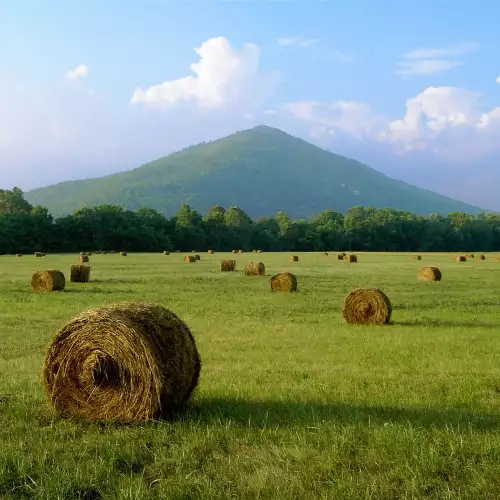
1, 251, 500, 499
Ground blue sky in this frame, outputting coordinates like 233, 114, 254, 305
1, 0, 499, 209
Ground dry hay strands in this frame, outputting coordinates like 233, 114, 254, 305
344, 254, 358, 262
194, 254, 201, 261
31, 270, 66, 292
78, 254, 90, 263
466, 253, 475, 259
163, 251, 170, 255
342, 288, 392, 325
417, 266, 442, 282
207, 250, 215, 254
120, 251, 127, 257
289, 255, 299, 262
184, 255, 196, 263
42, 302, 201, 422
70, 265, 91, 283
244, 261, 266, 276
337, 252, 346, 260
412, 255, 422, 260
477, 254, 486, 261
454, 255, 466, 262
270, 272, 297, 292
220, 259, 236, 272
34, 252, 44, 257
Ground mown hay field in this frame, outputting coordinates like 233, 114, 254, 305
1, 251, 500, 499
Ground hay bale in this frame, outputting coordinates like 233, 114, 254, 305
337, 253, 346, 260
42, 302, 201, 422
324, 252, 329, 256
344, 254, 358, 262
191, 250, 197, 253
342, 288, 391, 325
184, 256, 196, 263
257, 250, 263, 254
252, 250, 258, 254
417, 266, 442, 281
78, 254, 89, 263
244, 261, 265, 276
466, 253, 474, 259
70, 265, 91, 283
220, 259, 236, 272
194, 254, 201, 261
289, 255, 299, 262
16, 253, 22, 257
208, 250, 215, 254
163, 251, 170, 255
238, 250, 245, 254
477, 255, 486, 261
270, 272, 297, 292
232, 250, 237, 254
87, 252, 93, 256
454, 255, 466, 262
412, 255, 422, 260
35, 252, 43, 257
120, 252, 127, 257
31, 270, 66, 292
80, 252, 87, 256
41, 253, 46, 257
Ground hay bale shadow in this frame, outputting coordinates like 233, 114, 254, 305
394, 319, 497, 329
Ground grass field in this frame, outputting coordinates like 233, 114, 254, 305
1, 251, 500, 499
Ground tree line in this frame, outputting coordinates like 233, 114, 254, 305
0, 188, 499, 254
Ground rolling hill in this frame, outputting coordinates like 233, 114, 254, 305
26, 125, 482, 218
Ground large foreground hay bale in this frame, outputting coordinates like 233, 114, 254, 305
344, 254, 358, 262
244, 261, 265, 276
31, 270, 66, 292
194, 254, 201, 261
35, 252, 43, 257
70, 265, 91, 283
184, 255, 196, 263
78, 254, 89, 263
120, 252, 127, 257
454, 255, 466, 262
417, 266, 441, 281
42, 302, 201, 422
412, 255, 422, 260
270, 272, 297, 292
342, 288, 392, 325
337, 253, 346, 260
220, 260, 236, 272
477, 254, 486, 261
289, 255, 299, 262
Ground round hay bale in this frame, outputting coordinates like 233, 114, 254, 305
35, 252, 43, 257
344, 254, 358, 262
232, 250, 237, 254
16, 253, 22, 258
252, 250, 258, 254
342, 288, 392, 325
31, 270, 66, 292
163, 251, 170, 255
257, 250, 263, 254
324, 252, 329, 256
238, 250, 245, 254
337, 253, 346, 260
194, 254, 201, 261
244, 261, 265, 276
208, 250, 215, 254
477, 255, 486, 261
412, 255, 422, 260
87, 252, 93, 256
184, 255, 196, 263
466, 253, 474, 259
289, 255, 299, 262
270, 272, 297, 292
120, 252, 127, 257
220, 259, 236, 272
78, 254, 89, 263
42, 302, 201, 422
417, 266, 441, 281
191, 250, 197, 253
454, 255, 466, 262
70, 265, 91, 283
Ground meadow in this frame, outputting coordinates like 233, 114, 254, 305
1, 251, 500, 499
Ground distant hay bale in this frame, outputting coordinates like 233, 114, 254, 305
16, 253, 22, 257
87, 252, 93, 256
270, 272, 297, 292
35, 252, 43, 257
342, 288, 392, 325
324, 252, 329, 256
238, 250, 245, 254
120, 252, 127, 257
344, 254, 358, 262
41, 253, 46, 257
244, 261, 265, 276
163, 251, 170, 255
102, 251, 108, 255
31, 270, 66, 292
70, 265, 91, 283
194, 254, 201, 261
184, 256, 196, 263
78, 255, 89, 263
252, 250, 258, 254
191, 250, 197, 253
257, 250, 263, 254
208, 250, 215, 254
477, 255, 486, 261
412, 255, 422, 260
232, 250, 237, 254
289, 255, 299, 262
220, 259, 236, 272
454, 255, 466, 262
466, 253, 474, 259
337, 253, 346, 260
42, 301, 201, 422
417, 266, 441, 281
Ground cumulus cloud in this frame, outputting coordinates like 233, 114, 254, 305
277, 37, 319, 47
131, 37, 277, 109
65, 64, 88, 80
496, 76, 500, 83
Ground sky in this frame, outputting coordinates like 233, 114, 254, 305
0, 0, 499, 210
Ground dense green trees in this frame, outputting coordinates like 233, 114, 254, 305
0, 188, 499, 254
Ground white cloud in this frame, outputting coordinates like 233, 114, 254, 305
496, 76, 500, 83
397, 59, 462, 76
277, 37, 319, 47
403, 42, 479, 60
65, 64, 88, 80
131, 37, 277, 109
